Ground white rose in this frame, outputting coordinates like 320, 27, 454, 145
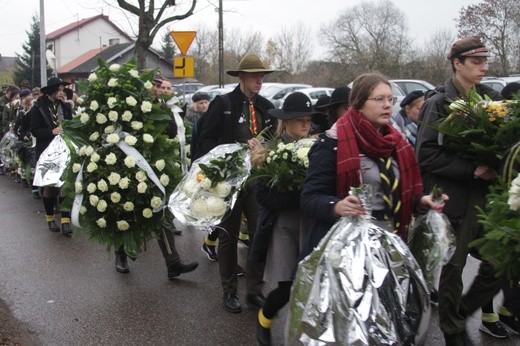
124, 156, 136, 168
97, 179, 108, 192
109, 63, 121, 72
89, 132, 100, 141
85, 146, 94, 156
105, 153, 117, 165
143, 133, 154, 143
86, 162, 98, 173
121, 111, 132, 121
87, 73, 98, 82
96, 218, 107, 228
108, 172, 121, 185
212, 181, 232, 198
76, 97, 84, 105
190, 198, 209, 218
108, 111, 118, 122
72, 163, 82, 173
160, 174, 170, 186
87, 183, 97, 193
137, 181, 148, 193
97, 199, 108, 212
90, 152, 100, 163
144, 81, 153, 89
107, 78, 118, 87
106, 133, 120, 144
107, 97, 117, 109
110, 192, 121, 203
126, 96, 137, 107
96, 113, 107, 124
206, 196, 228, 216
135, 171, 147, 182
155, 159, 165, 171
90, 100, 99, 111
123, 201, 134, 211
119, 177, 130, 189
131, 121, 143, 130
80, 206, 87, 215
125, 135, 138, 146
150, 196, 163, 209
142, 208, 153, 218
74, 182, 83, 193
200, 178, 212, 191
89, 195, 99, 206
141, 101, 153, 113
78, 146, 87, 156
80, 113, 89, 124
117, 220, 130, 231
129, 69, 139, 78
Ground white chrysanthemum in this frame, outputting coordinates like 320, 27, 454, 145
107, 97, 117, 109
507, 174, 520, 211
119, 177, 130, 189
90, 100, 99, 111
72, 163, 81, 173
206, 196, 227, 216
142, 208, 153, 218
155, 159, 165, 171
135, 170, 147, 182
117, 220, 130, 231
80, 206, 87, 215
296, 147, 310, 163
150, 196, 162, 208
96, 218, 107, 228
85, 146, 94, 156
200, 178, 212, 191
105, 153, 117, 165
97, 199, 108, 212
131, 121, 143, 130
96, 113, 107, 124
182, 179, 198, 195
125, 135, 138, 146
282, 152, 288, 160
160, 174, 170, 186
212, 181, 232, 198
108, 172, 121, 185
126, 96, 137, 107
87, 73, 98, 82
87, 183, 97, 194
80, 112, 89, 124
76, 97, 84, 105
190, 198, 209, 218
124, 156, 136, 168
97, 179, 108, 192
78, 146, 87, 156
141, 101, 153, 113
107, 78, 118, 87
123, 201, 134, 211
74, 182, 83, 193
89, 195, 99, 206
89, 131, 100, 141
129, 69, 139, 78
106, 133, 120, 144
137, 181, 147, 193
144, 81, 153, 89
110, 192, 121, 203
90, 152, 100, 163
108, 111, 118, 122
143, 133, 154, 143
122, 110, 132, 121
109, 63, 121, 72
86, 162, 98, 173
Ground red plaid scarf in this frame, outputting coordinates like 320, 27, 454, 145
336, 107, 423, 239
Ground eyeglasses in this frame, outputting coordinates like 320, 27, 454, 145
367, 96, 397, 105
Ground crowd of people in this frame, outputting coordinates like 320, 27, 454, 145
1, 34, 519, 346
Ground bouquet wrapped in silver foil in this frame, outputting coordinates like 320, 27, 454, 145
0, 131, 19, 169
33, 135, 71, 187
168, 143, 251, 228
286, 214, 430, 345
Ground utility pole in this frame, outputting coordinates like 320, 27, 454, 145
39, 0, 47, 86
218, 0, 224, 87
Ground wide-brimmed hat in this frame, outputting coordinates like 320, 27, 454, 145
226, 54, 275, 77
268, 92, 321, 120
41, 77, 69, 95
316, 86, 350, 110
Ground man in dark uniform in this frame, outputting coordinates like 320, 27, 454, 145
196, 54, 275, 313
416, 36, 503, 345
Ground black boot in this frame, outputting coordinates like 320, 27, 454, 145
115, 251, 130, 273
256, 321, 272, 346
167, 261, 198, 279
48, 220, 60, 232
62, 223, 73, 237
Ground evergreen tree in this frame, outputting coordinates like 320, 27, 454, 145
160, 29, 177, 62
14, 14, 43, 87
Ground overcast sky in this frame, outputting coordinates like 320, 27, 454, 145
0, 0, 481, 58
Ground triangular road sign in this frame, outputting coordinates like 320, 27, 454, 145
170, 31, 197, 55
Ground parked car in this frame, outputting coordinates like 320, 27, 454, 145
390, 79, 435, 94
260, 83, 313, 108
481, 76, 520, 93
207, 87, 234, 101
278, 87, 335, 108
172, 82, 204, 96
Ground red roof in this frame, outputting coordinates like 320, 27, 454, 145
46, 14, 133, 42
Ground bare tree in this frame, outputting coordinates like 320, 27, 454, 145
116, 0, 197, 70
456, 0, 520, 76
269, 22, 314, 75
420, 29, 455, 85
188, 22, 219, 84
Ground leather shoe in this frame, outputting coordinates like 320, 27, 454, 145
246, 293, 266, 310
256, 320, 272, 346
167, 261, 198, 279
62, 223, 73, 237
223, 292, 242, 313
115, 251, 130, 273
48, 221, 60, 232
173, 229, 183, 235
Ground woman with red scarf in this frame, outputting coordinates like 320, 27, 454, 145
299, 72, 447, 260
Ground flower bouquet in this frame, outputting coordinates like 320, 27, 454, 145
61, 59, 183, 258
33, 135, 70, 187
429, 90, 519, 167
286, 185, 430, 345
0, 131, 19, 172
249, 137, 315, 192
168, 143, 250, 228
471, 173, 520, 281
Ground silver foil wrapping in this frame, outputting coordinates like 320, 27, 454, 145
286, 217, 431, 346
168, 143, 251, 228
33, 135, 71, 187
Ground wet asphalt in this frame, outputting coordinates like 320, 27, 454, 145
0, 174, 518, 345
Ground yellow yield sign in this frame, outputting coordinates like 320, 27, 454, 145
170, 31, 196, 55
174, 56, 194, 78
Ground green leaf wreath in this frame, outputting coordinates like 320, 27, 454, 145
61, 59, 183, 257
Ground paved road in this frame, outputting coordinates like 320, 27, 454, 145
0, 174, 518, 345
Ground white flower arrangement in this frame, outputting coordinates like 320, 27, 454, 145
96, 113, 107, 124
124, 156, 136, 168
125, 135, 138, 146
143, 133, 154, 143
89, 132, 100, 141
88, 73, 98, 82
107, 97, 117, 109
155, 159, 165, 171
90, 100, 99, 111
131, 121, 143, 130
507, 174, 520, 211
104, 153, 117, 165
121, 111, 132, 121
126, 96, 137, 107
108, 111, 118, 122
107, 78, 118, 87
109, 64, 121, 72
141, 101, 153, 113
